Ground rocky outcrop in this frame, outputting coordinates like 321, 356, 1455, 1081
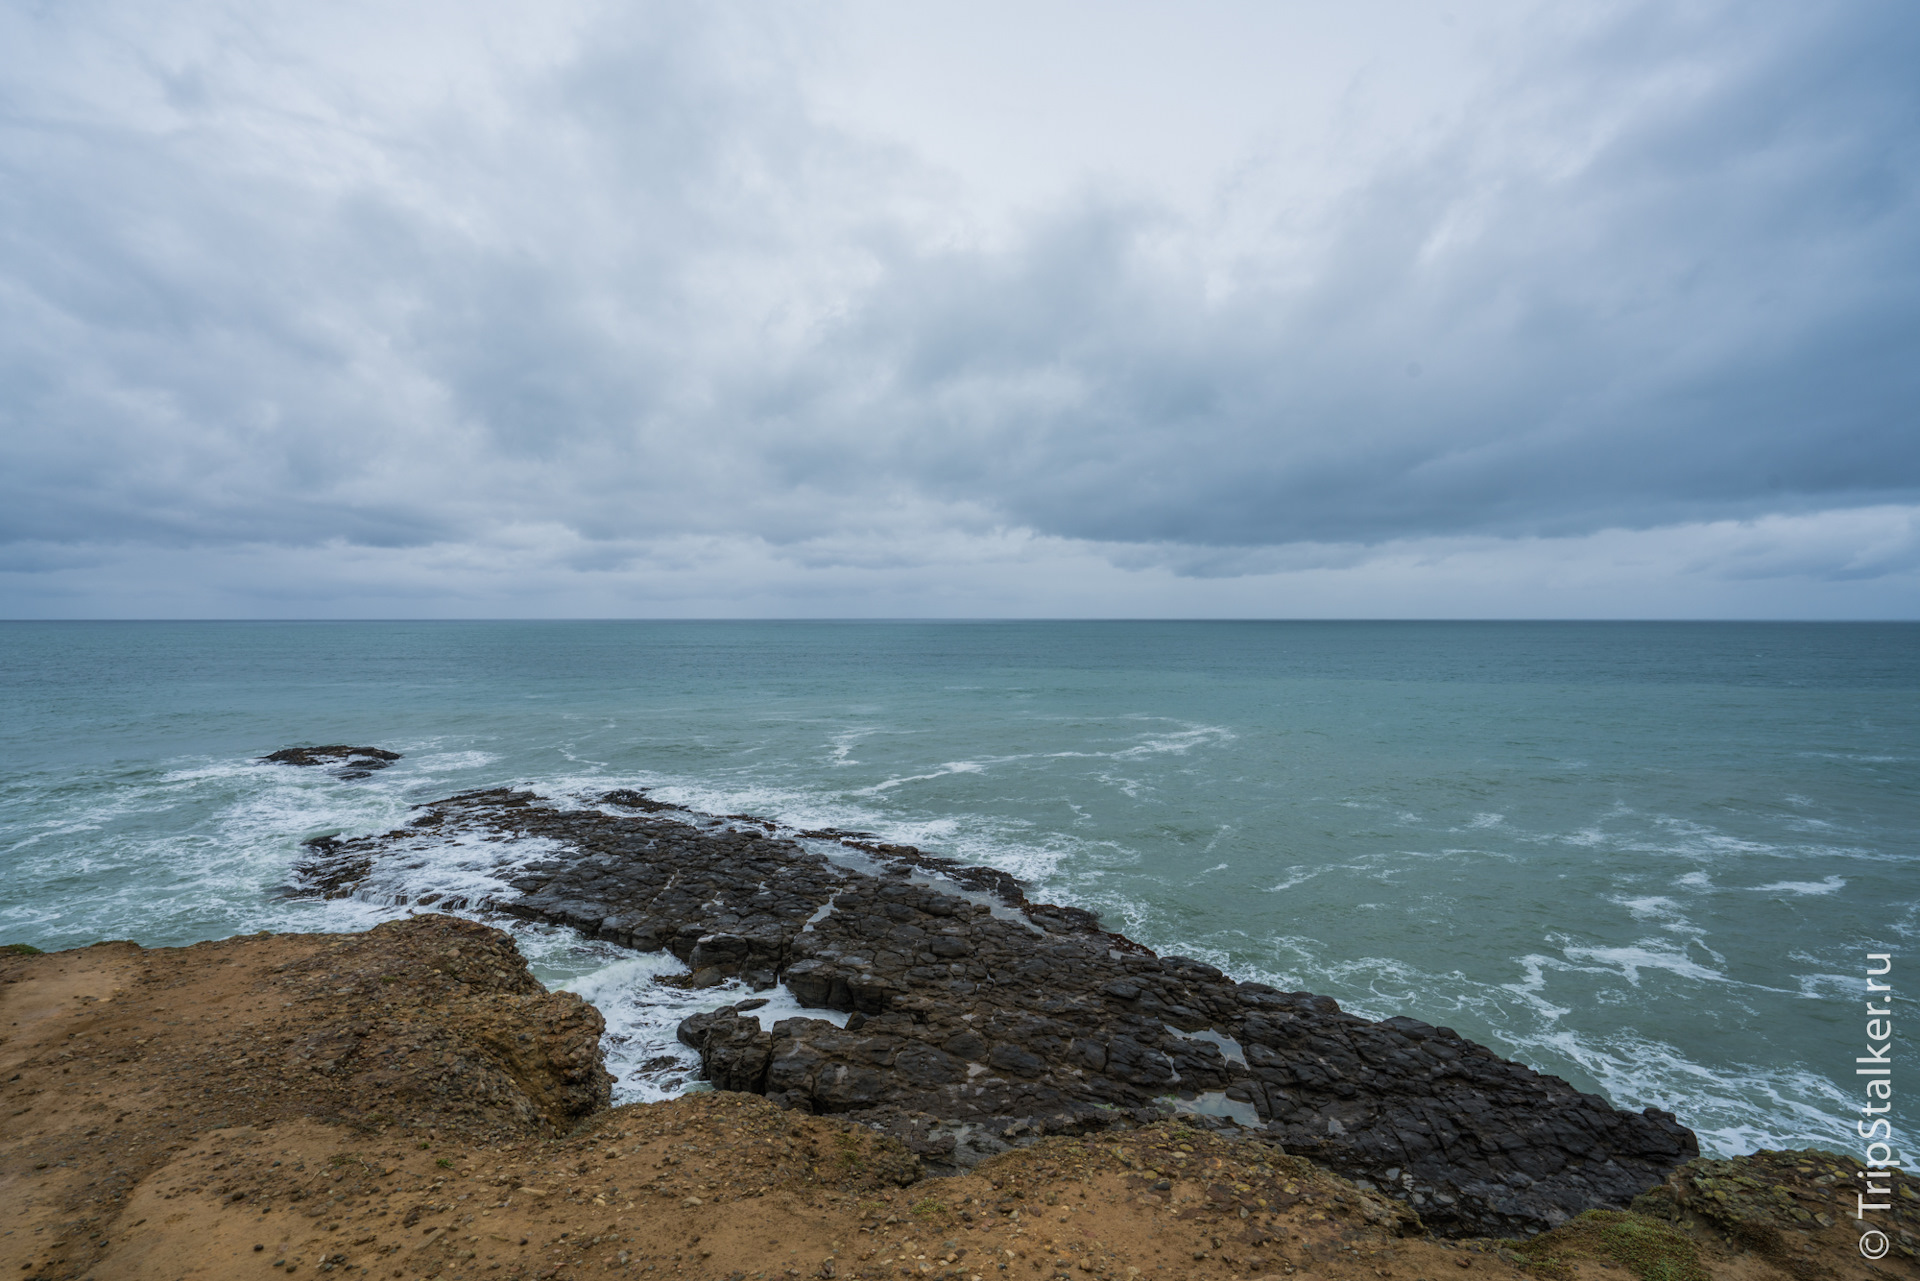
292, 786, 1699, 1237
265, 913, 614, 1132
0, 913, 609, 1142
0, 914, 613, 1280
262, 744, 402, 779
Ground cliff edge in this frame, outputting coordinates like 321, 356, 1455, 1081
2, 920, 1911, 1281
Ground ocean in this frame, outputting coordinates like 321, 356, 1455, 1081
1, 620, 1912, 1162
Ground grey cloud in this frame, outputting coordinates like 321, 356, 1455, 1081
0, 1, 846, 550
815, 2, 1920, 550
0, 0, 1914, 592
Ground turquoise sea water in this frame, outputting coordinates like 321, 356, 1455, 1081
1, 620, 1913, 1160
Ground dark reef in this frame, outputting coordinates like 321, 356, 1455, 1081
291, 782, 1699, 1238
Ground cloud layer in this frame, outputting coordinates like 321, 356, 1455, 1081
2, 0, 1916, 615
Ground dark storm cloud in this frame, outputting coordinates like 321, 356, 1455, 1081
815, 2, 1920, 548
0, 0, 1915, 584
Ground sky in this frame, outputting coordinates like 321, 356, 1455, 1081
1, 0, 1916, 618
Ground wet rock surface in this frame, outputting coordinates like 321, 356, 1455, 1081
291, 785, 1699, 1237
262, 745, 402, 779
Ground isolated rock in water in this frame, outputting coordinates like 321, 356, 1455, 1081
292, 786, 1700, 1237
600, 787, 681, 812
262, 744, 402, 779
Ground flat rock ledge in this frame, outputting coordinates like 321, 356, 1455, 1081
292, 784, 1699, 1238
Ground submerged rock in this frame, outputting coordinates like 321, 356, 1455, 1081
292, 786, 1699, 1236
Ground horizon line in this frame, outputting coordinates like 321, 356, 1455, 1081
3, 617, 1916, 626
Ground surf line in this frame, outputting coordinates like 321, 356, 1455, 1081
1854, 952, 1897, 1260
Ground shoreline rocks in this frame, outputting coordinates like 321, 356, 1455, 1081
291, 783, 1699, 1237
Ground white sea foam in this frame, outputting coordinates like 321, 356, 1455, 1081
1497, 955, 1577, 1021
826, 728, 877, 766
1751, 875, 1847, 895
412, 750, 500, 774
1108, 723, 1236, 759
855, 761, 988, 795
1648, 817, 1779, 858
1791, 971, 1861, 1000
556, 963, 857, 1105
1522, 1024, 1873, 1158
1606, 896, 1710, 942
337, 827, 568, 909
549, 950, 707, 1102
1557, 943, 1728, 987
1032, 721, 1234, 763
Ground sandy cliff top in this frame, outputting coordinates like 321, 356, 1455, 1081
2, 918, 1910, 1281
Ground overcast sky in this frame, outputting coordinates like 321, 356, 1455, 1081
2, 0, 1916, 618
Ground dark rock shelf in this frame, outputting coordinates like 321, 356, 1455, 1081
289, 783, 1698, 1237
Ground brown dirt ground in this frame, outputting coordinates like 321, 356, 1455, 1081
3, 932, 1909, 1281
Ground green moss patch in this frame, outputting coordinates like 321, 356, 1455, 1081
1515, 1209, 1708, 1281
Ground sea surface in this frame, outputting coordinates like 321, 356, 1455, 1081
1, 620, 1913, 1162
